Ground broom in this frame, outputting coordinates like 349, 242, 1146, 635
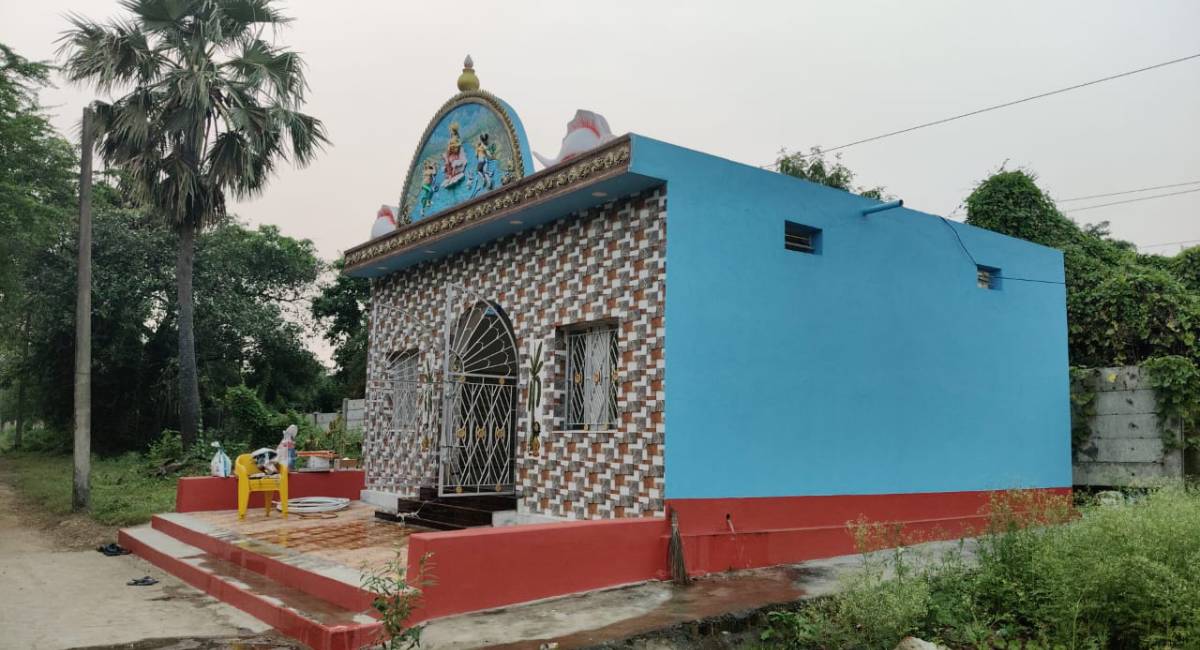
668, 509, 690, 585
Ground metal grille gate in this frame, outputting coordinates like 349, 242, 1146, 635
437, 285, 518, 496
369, 284, 518, 497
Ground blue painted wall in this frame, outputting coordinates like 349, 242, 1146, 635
630, 136, 1071, 499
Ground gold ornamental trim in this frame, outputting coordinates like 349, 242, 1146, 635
345, 138, 632, 271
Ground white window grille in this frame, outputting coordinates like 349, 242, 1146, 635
565, 325, 619, 430
784, 221, 821, 254
388, 351, 421, 434
977, 265, 1000, 290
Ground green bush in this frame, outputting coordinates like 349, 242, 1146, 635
761, 489, 1200, 649
145, 428, 214, 475
218, 384, 320, 453
146, 429, 184, 467
12, 426, 72, 454
220, 384, 277, 449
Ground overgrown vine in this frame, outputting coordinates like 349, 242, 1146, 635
1142, 356, 1200, 452
1069, 367, 1098, 452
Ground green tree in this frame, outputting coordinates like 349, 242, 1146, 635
59, 0, 328, 449
775, 147, 886, 199
312, 259, 369, 398
193, 223, 328, 412
1170, 246, 1200, 294
965, 170, 1079, 249
0, 43, 76, 449
16, 199, 328, 452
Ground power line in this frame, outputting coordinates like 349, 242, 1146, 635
766, 51, 1200, 167
1057, 180, 1200, 202
938, 216, 1064, 285
1063, 187, 1200, 213
1139, 238, 1200, 250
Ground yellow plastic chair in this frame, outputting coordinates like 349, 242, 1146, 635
235, 453, 288, 519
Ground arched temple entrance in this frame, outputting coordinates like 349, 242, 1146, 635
438, 291, 518, 496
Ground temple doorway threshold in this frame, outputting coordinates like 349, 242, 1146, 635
375, 487, 517, 530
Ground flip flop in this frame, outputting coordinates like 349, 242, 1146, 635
98, 543, 131, 556
126, 576, 159, 586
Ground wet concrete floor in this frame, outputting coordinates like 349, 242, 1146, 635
192, 504, 420, 572
421, 538, 973, 649
69, 637, 302, 650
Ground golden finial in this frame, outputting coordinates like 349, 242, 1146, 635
457, 55, 480, 92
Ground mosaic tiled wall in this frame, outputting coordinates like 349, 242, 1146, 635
364, 187, 667, 519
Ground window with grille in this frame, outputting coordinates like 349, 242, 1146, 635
977, 265, 1001, 290
784, 221, 821, 254
565, 325, 619, 430
388, 351, 421, 434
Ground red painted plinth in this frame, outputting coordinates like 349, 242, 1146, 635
669, 488, 1073, 576
175, 470, 365, 512
406, 487, 1069, 622
406, 517, 670, 623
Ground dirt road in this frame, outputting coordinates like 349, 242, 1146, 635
0, 473, 296, 650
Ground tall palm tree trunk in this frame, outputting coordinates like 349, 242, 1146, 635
177, 220, 201, 448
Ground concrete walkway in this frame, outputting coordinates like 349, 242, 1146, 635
0, 481, 292, 650
0, 463, 972, 649
420, 539, 973, 649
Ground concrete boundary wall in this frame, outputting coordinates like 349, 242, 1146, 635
1073, 365, 1184, 486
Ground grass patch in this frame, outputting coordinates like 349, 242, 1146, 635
0, 450, 178, 526
761, 488, 1200, 649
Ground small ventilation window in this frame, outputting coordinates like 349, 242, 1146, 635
977, 265, 1001, 290
784, 221, 821, 254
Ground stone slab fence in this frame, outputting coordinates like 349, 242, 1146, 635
1072, 365, 1192, 487
301, 398, 366, 432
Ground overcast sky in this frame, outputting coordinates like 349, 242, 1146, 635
4, 0, 1199, 260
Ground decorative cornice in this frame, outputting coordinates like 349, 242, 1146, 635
398, 90, 529, 221
346, 138, 632, 271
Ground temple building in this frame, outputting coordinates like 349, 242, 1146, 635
344, 57, 1070, 551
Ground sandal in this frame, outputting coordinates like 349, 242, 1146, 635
98, 543, 131, 556
126, 576, 159, 586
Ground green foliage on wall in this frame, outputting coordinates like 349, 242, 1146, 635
775, 147, 887, 200
1068, 367, 1099, 451
1142, 356, 1200, 451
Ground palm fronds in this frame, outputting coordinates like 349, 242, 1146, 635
59, 0, 328, 230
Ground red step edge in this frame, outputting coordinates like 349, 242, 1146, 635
119, 528, 382, 650
151, 514, 375, 612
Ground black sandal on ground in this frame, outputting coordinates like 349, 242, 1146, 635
97, 543, 131, 556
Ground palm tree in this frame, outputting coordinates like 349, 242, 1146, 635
59, 0, 327, 448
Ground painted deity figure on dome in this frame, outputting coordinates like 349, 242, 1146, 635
441, 122, 468, 188
469, 132, 498, 197
419, 159, 438, 216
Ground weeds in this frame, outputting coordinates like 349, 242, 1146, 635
761, 488, 1200, 649
361, 550, 433, 649
0, 450, 177, 526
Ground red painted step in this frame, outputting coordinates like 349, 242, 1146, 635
150, 512, 375, 612
120, 525, 382, 650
